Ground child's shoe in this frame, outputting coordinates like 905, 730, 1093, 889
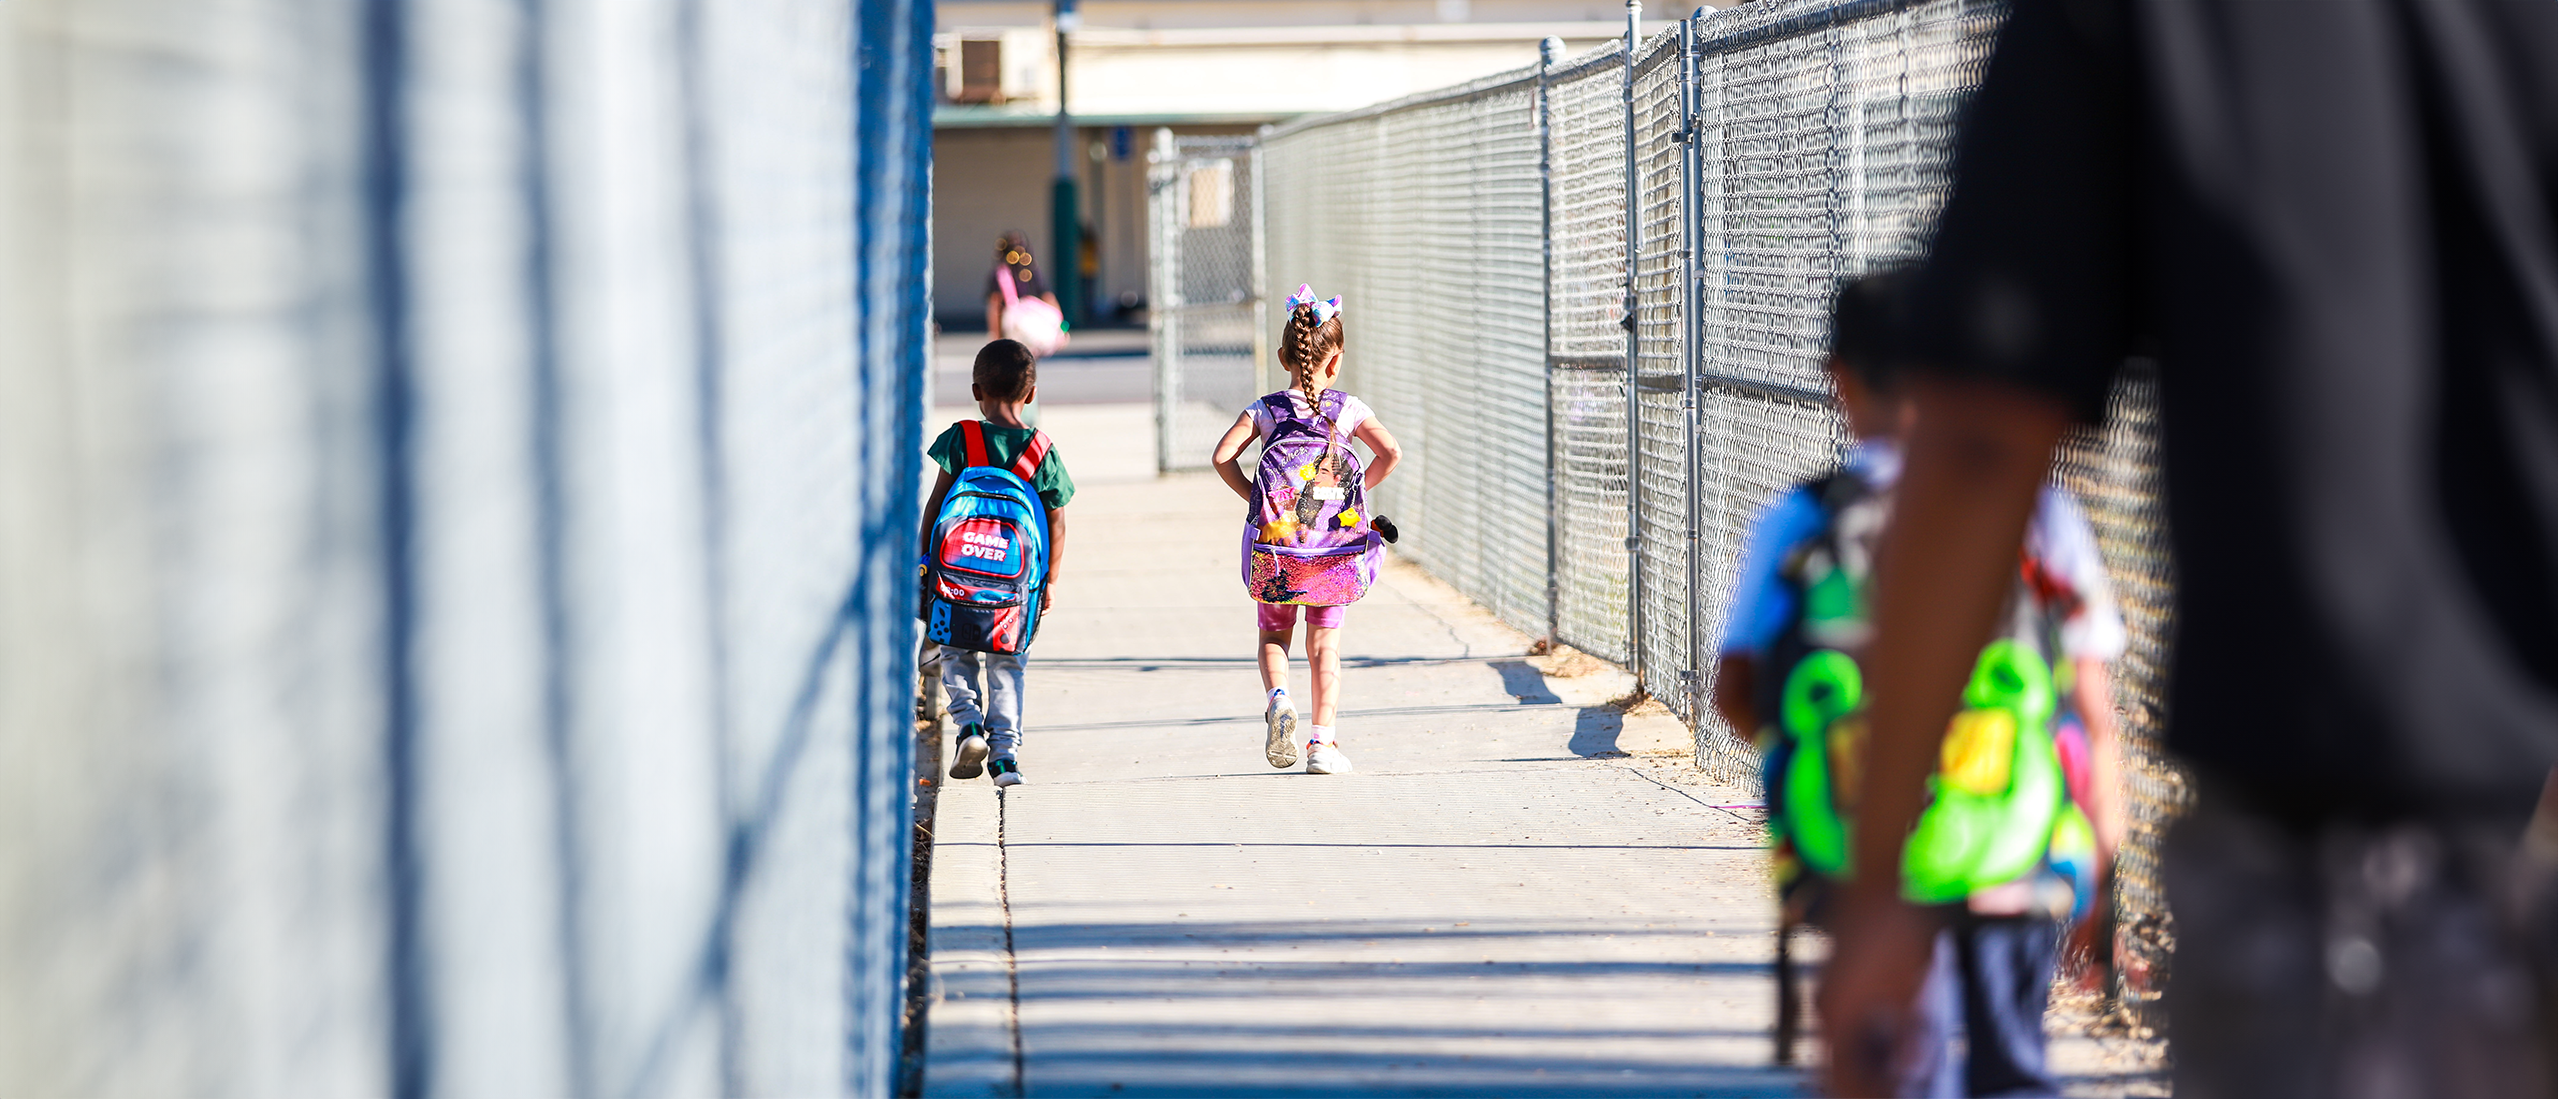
990, 758, 1025, 787
949, 723, 989, 779
1264, 699, 1301, 769
1306, 742, 1353, 775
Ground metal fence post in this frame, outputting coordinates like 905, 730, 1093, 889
1149, 127, 1177, 474
1620, 0, 1646, 685
1539, 38, 1563, 650
1678, 16, 1704, 729
1249, 138, 1272, 402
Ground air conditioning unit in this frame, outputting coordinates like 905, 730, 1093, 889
950, 38, 1003, 104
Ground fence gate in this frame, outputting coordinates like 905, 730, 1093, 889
1148, 132, 1266, 473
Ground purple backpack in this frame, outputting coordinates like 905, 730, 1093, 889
1243, 389, 1383, 606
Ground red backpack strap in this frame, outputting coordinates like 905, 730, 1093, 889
959, 419, 991, 469
1010, 430, 1052, 483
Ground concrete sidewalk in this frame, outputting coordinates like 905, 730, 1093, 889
936, 329, 1154, 409
921, 404, 2164, 1098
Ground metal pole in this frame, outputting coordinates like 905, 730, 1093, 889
1052, 0, 1082, 325
1621, 0, 1645, 685
1149, 127, 1176, 474
1249, 137, 1271, 400
1679, 17, 1705, 732
1538, 36, 1563, 650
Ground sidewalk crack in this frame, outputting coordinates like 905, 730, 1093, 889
1617, 761, 1761, 826
1399, 593, 1477, 659
997, 789, 1025, 1097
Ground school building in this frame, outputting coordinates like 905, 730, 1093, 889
932, 0, 1693, 330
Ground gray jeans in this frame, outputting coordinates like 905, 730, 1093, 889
2166, 796, 2558, 1099
939, 646, 1025, 761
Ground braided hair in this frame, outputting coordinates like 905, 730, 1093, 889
1278, 302, 1346, 431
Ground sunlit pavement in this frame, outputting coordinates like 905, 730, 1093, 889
918, 402, 2165, 1098
922, 401, 1791, 1097
936, 329, 1155, 410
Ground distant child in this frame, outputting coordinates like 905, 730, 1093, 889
921, 339, 1074, 788
1210, 286, 1403, 775
1713, 271, 2126, 1096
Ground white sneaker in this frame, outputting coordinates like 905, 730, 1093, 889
1264, 699, 1300, 769
990, 758, 1025, 787
1306, 742, 1353, 775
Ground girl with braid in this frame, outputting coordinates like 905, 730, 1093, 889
1211, 286, 1403, 774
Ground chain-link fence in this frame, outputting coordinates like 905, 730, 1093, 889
1631, 29, 1696, 721
1547, 42, 1637, 664
1182, 0, 2182, 1024
0, 2, 932, 1095
1257, 71, 1554, 635
1150, 135, 1266, 474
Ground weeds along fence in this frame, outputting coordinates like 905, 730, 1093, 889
1156, 0, 2183, 1021
0, 2, 932, 1095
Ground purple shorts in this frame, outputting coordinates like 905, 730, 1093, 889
1257, 601, 1345, 632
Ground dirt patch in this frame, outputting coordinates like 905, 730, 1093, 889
2047, 977, 2171, 1097
1525, 642, 1617, 681
1614, 692, 1676, 718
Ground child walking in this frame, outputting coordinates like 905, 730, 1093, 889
921, 339, 1073, 788
1714, 271, 2126, 1095
1210, 287, 1402, 775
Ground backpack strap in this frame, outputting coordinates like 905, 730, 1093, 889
1261, 393, 1311, 440
959, 419, 991, 468
1010, 430, 1052, 483
1266, 389, 1344, 446
1801, 469, 1869, 567
1805, 471, 1845, 511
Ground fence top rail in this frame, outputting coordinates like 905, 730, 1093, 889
1263, 0, 1980, 144
1690, 0, 1977, 58
1152, 134, 1256, 164
1261, 37, 1627, 142
1545, 37, 1626, 84
1633, 22, 1685, 76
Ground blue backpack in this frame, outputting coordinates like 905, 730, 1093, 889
923, 420, 1053, 654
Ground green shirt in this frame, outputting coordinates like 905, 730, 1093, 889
928, 420, 1075, 510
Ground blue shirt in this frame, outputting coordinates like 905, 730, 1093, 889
1717, 439, 2124, 662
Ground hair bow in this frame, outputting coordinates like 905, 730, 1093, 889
1284, 284, 1343, 325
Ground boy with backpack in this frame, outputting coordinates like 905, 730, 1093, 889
921, 339, 1073, 788
1712, 271, 2126, 1095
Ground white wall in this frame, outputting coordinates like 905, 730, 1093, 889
935, 128, 1059, 328
941, 0, 1684, 31
936, 124, 1251, 329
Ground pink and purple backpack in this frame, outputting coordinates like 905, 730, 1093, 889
1243, 389, 1383, 606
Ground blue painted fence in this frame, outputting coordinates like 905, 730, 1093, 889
0, 1, 930, 1094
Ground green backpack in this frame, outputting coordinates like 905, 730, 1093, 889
1759, 470, 2094, 905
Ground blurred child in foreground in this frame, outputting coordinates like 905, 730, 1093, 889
1716, 271, 2125, 1096
1815, 1, 2558, 1095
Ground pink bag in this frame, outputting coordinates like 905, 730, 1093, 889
1245, 533, 1380, 606
996, 265, 1069, 357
